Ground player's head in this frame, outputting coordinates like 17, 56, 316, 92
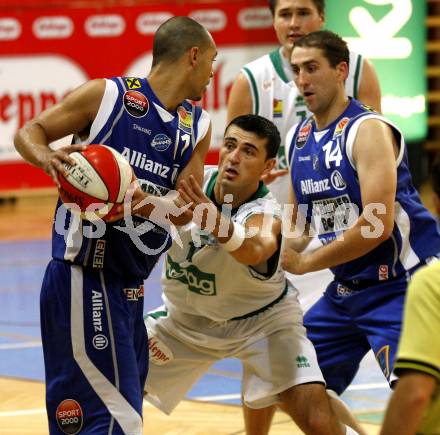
152, 16, 217, 101
291, 30, 349, 115
268, 0, 324, 56
217, 115, 280, 192
432, 153, 440, 217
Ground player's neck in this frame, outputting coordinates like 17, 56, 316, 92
214, 182, 257, 210
147, 68, 187, 112
314, 94, 350, 130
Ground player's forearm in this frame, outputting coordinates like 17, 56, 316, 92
14, 123, 52, 169
301, 215, 390, 272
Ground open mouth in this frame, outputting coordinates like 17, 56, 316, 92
224, 167, 239, 177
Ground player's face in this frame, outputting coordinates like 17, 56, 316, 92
273, 0, 324, 57
189, 38, 217, 101
291, 46, 345, 116
217, 125, 274, 191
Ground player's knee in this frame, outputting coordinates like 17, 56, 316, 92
302, 409, 334, 435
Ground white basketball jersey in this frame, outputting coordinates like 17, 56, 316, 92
161, 167, 290, 321
242, 48, 363, 204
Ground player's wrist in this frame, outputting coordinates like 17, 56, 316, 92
219, 222, 246, 252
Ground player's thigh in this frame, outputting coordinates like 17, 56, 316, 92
304, 293, 370, 394
358, 281, 406, 381
42, 262, 144, 434
145, 316, 216, 414
238, 312, 324, 409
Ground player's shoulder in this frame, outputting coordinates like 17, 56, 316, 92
242, 50, 277, 79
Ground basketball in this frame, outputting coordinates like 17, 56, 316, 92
58, 144, 133, 221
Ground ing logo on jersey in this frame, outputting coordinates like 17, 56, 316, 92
125, 77, 141, 89
273, 99, 283, 118
177, 106, 193, 134
376, 345, 391, 379
333, 117, 350, 139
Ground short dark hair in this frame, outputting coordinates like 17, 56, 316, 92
152, 16, 212, 67
293, 29, 349, 68
268, 0, 325, 16
432, 153, 440, 197
225, 114, 281, 160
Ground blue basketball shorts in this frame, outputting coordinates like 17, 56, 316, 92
304, 273, 411, 395
40, 259, 148, 434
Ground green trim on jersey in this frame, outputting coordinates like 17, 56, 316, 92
269, 49, 290, 84
205, 170, 270, 209
145, 309, 168, 320
353, 55, 363, 99
243, 66, 260, 114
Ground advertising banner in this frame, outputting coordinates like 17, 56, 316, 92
0, 2, 278, 189
326, 0, 427, 142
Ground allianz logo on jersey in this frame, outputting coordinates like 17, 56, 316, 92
165, 255, 217, 296
122, 147, 171, 179
301, 171, 346, 195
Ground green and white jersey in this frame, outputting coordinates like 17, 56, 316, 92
242, 47, 363, 204
161, 167, 287, 322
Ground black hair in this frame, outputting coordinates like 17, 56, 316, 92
225, 114, 281, 159
293, 29, 349, 68
152, 16, 212, 67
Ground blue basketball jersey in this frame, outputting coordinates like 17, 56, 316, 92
288, 98, 440, 281
52, 77, 209, 279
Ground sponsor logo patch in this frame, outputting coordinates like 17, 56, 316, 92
273, 99, 283, 118
122, 147, 171, 179
148, 336, 173, 365
295, 122, 311, 149
151, 133, 172, 152
333, 117, 349, 138
56, 399, 83, 434
125, 77, 141, 89
330, 170, 347, 191
296, 355, 311, 368
376, 345, 390, 379
313, 154, 319, 171
92, 239, 105, 268
177, 106, 193, 134
91, 289, 108, 349
300, 178, 330, 195
132, 123, 151, 135
124, 285, 145, 301
123, 90, 149, 118
379, 265, 389, 281
336, 284, 355, 296
166, 255, 216, 296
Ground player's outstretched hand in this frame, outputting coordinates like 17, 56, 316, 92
281, 246, 310, 275
178, 175, 212, 211
44, 144, 87, 188
262, 168, 289, 185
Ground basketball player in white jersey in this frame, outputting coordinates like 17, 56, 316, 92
227, 0, 381, 206
144, 114, 359, 435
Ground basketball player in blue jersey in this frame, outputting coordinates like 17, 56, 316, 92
280, 29, 440, 409
227, 0, 381, 206
14, 16, 216, 435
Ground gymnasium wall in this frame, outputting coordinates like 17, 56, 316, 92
0, 0, 278, 191
0, 0, 428, 192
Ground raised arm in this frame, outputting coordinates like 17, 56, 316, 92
226, 72, 254, 123
357, 59, 382, 113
